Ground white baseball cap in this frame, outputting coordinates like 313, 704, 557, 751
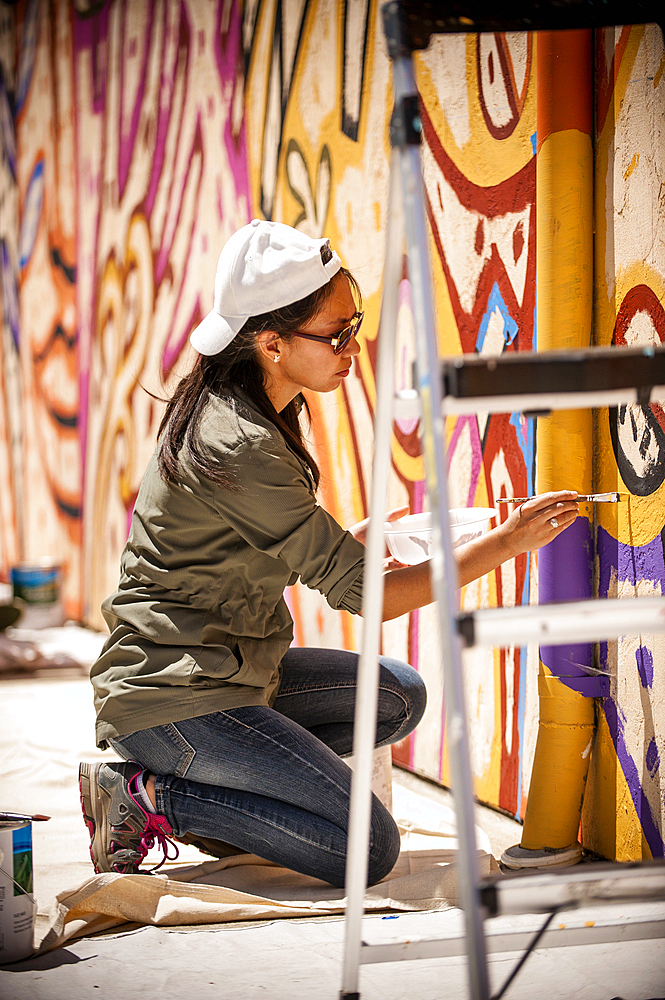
190, 219, 342, 356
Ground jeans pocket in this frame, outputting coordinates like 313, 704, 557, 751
110, 723, 197, 778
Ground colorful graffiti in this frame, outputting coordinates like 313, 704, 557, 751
412, 32, 539, 816
0, 1, 661, 856
1, 0, 82, 615
242, 6, 540, 817
73, 0, 250, 625
584, 23, 665, 859
609, 284, 665, 497
243, 6, 665, 848
0, 0, 250, 623
0, 4, 20, 578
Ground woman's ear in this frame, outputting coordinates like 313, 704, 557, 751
256, 331, 282, 366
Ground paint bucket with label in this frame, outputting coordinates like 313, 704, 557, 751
11, 561, 64, 629
0, 819, 36, 964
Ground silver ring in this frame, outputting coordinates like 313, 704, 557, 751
550, 517, 559, 528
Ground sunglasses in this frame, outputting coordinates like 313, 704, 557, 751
290, 311, 364, 355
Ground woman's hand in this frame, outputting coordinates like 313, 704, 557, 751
453, 490, 579, 589
495, 491, 580, 560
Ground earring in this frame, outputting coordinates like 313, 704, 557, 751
273, 354, 280, 363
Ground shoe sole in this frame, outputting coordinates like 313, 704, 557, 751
79, 761, 113, 874
500, 843, 583, 870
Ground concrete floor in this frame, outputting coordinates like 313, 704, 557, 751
1, 665, 664, 1000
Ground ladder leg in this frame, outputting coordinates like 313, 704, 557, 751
340, 151, 405, 1000
392, 52, 491, 1000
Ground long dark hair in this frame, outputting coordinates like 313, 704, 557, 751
158, 266, 361, 491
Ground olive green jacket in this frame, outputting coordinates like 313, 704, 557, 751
91, 391, 365, 747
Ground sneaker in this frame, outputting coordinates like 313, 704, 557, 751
79, 760, 178, 874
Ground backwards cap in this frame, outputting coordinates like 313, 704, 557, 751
190, 219, 342, 356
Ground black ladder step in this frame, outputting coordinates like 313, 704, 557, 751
441, 344, 665, 405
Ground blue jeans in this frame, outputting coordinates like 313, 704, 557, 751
109, 647, 426, 887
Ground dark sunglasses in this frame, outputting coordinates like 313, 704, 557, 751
290, 311, 364, 355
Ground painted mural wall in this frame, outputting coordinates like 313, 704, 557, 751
582, 24, 665, 861
242, 3, 541, 819
0, 0, 662, 859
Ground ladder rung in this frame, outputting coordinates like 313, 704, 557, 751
384, 0, 663, 49
480, 860, 665, 916
442, 386, 665, 416
359, 911, 665, 965
457, 596, 665, 649
441, 344, 665, 411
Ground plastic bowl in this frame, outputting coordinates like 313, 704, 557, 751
384, 508, 497, 565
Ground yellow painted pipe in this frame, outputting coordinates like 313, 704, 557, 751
521, 668, 596, 849
520, 30, 596, 852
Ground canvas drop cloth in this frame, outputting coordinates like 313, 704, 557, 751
37, 823, 498, 956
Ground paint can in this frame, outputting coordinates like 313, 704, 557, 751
10, 561, 64, 629
347, 745, 393, 813
0, 819, 36, 964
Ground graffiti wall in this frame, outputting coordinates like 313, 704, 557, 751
0, 0, 81, 613
0, 0, 662, 857
583, 23, 665, 860
1, 0, 251, 622
416, 31, 538, 814
0, 3, 19, 577
73, 0, 250, 625
241, 3, 542, 815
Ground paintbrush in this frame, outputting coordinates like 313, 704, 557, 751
496, 492, 623, 503
0, 811, 51, 822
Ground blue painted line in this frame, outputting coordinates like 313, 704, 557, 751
476, 284, 518, 353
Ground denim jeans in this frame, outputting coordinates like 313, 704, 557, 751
109, 646, 426, 887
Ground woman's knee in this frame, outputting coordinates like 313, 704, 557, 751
378, 656, 427, 731
366, 797, 401, 886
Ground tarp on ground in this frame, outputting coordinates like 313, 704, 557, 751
37, 828, 498, 955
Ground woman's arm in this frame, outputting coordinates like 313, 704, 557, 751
366, 491, 580, 622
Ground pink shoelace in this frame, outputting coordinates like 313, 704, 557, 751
137, 813, 180, 872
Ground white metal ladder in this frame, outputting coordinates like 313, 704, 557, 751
339, 3, 665, 998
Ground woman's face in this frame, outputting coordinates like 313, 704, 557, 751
263, 274, 361, 409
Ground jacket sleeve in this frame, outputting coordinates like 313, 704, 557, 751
209, 434, 366, 614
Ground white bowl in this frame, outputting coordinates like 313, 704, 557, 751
384, 508, 497, 565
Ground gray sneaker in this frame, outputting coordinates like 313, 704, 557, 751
79, 760, 177, 874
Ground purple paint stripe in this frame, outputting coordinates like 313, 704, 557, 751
73, 5, 111, 114
603, 697, 664, 858
144, 2, 172, 217
596, 524, 665, 597
595, 524, 665, 857
540, 516, 593, 604
636, 644, 654, 689
215, 0, 251, 211
118, 0, 154, 198
646, 737, 659, 777
446, 415, 483, 508
539, 517, 605, 693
